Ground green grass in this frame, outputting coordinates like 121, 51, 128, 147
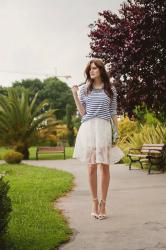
0, 146, 74, 160
0, 163, 74, 250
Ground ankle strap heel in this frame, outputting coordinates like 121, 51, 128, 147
91, 197, 99, 219
98, 199, 107, 220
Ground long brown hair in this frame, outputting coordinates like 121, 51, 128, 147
84, 58, 113, 99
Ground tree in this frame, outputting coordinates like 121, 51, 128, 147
12, 77, 76, 120
88, 0, 166, 117
0, 87, 58, 159
66, 104, 75, 146
40, 77, 75, 120
13, 78, 43, 94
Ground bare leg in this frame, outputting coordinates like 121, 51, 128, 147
99, 163, 110, 214
88, 164, 98, 214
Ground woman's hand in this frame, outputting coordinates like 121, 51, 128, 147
71, 85, 86, 117
71, 85, 79, 96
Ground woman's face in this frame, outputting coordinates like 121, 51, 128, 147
89, 62, 101, 80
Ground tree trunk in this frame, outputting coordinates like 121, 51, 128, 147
21, 147, 30, 160
15, 146, 30, 160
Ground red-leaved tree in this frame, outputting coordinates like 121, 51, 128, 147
88, 0, 166, 118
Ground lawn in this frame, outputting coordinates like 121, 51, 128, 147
0, 163, 74, 250
0, 146, 74, 160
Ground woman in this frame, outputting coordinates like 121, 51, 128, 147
71, 58, 118, 220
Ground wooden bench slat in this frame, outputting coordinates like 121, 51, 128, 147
38, 150, 63, 154
38, 149, 64, 152
143, 144, 164, 146
37, 146, 64, 150
141, 149, 163, 153
36, 146, 65, 160
142, 147, 163, 151
128, 154, 148, 157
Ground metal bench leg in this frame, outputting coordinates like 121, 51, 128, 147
148, 160, 152, 174
139, 160, 143, 170
64, 148, 66, 160
160, 160, 165, 173
129, 157, 132, 170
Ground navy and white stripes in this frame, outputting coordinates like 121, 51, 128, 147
79, 84, 117, 123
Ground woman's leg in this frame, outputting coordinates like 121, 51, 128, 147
88, 164, 98, 213
99, 163, 110, 213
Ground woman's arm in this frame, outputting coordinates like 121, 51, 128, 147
110, 86, 119, 143
110, 86, 118, 128
111, 114, 118, 129
71, 85, 86, 117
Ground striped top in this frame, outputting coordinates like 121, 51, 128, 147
79, 84, 117, 124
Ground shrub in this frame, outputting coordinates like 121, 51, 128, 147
3, 151, 23, 164
0, 175, 12, 247
133, 104, 160, 126
128, 123, 166, 148
118, 117, 139, 144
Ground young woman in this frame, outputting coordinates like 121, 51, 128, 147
71, 58, 118, 220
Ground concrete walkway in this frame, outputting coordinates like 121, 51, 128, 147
20, 159, 166, 250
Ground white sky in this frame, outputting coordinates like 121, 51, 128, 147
0, 0, 123, 87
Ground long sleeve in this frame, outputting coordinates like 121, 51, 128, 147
79, 85, 86, 109
110, 86, 117, 116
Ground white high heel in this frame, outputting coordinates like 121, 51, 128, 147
91, 197, 99, 219
98, 199, 107, 220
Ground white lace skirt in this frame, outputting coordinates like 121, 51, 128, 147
73, 117, 124, 165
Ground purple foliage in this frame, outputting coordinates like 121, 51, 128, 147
88, 0, 166, 116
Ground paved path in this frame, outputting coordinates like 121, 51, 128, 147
20, 159, 166, 250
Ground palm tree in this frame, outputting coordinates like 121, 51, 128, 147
0, 87, 58, 159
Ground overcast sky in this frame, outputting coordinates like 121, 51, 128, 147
0, 0, 123, 87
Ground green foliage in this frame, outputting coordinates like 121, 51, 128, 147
37, 77, 76, 120
0, 86, 7, 96
133, 104, 160, 126
0, 87, 57, 159
156, 111, 166, 124
0, 176, 12, 248
3, 151, 23, 164
72, 115, 81, 133
12, 77, 76, 120
65, 104, 75, 146
118, 117, 139, 144
12, 79, 43, 100
128, 123, 166, 148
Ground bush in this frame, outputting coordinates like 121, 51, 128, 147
118, 117, 139, 144
127, 123, 166, 148
133, 104, 160, 126
0, 175, 12, 248
3, 151, 23, 164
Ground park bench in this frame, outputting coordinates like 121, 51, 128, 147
127, 144, 165, 174
36, 146, 66, 160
